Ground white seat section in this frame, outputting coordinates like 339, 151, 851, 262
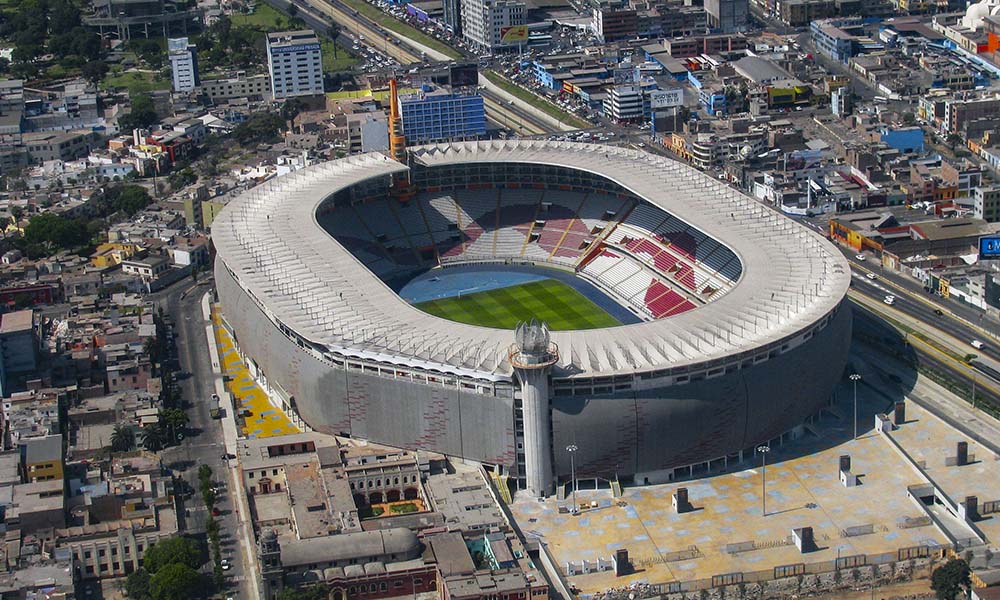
624, 204, 668, 233
424, 195, 461, 230
453, 189, 497, 223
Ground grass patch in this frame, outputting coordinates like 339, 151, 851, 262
389, 502, 419, 514
338, 0, 461, 59
322, 39, 358, 72
232, 2, 289, 30
101, 71, 171, 95
358, 506, 385, 518
483, 71, 591, 130
415, 279, 620, 331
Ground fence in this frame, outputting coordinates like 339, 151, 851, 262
628, 544, 949, 595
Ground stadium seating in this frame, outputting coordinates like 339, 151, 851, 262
320, 187, 742, 321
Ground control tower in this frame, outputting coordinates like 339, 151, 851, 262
509, 320, 559, 498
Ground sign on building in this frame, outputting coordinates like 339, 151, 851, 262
981, 236, 1000, 259
650, 88, 684, 109
500, 26, 529, 43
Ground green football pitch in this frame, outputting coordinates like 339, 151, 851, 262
413, 279, 620, 330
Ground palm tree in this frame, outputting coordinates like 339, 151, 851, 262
110, 424, 135, 452
140, 423, 166, 452
160, 408, 189, 440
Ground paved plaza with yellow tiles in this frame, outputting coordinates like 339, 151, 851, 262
211, 307, 300, 439
510, 376, 970, 594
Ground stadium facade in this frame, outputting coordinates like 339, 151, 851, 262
213, 141, 852, 498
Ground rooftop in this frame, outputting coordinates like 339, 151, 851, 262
212, 141, 850, 379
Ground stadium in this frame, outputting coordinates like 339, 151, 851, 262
212, 140, 853, 498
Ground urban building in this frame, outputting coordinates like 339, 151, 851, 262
267, 30, 325, 99
975, 185, 1000, 222
168, 37, 199, 93
399, 88, 486, 143
603, 85, 648, 122
592, 2, 639, 42
18, 434, 62, 483
0, 309, 35, 397
198, 72, 272, 102
705, 0, 748, 32
460, 0, 526, 52
443, 0, 462, 35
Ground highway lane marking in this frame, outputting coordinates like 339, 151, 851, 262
850, 260, 998, 341
849, 291, 1000, 398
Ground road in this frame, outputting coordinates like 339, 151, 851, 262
294, 0, 562, 133
158, 280, 249, 600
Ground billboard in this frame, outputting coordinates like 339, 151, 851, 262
450, 63, 479, 87
981, 236, 1000, 259
650, 88, 684, 109
500, 25, 529, 43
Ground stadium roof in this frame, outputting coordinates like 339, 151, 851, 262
212, 140, 850, 380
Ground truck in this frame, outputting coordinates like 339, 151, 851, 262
209, 393, 221, 419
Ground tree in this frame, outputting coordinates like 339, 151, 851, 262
931, 558, 971, 600
947, 133, 965, 150
140, 423, 166, 452
278, 586, 329, 600
233, 112, 286, 145
125, 568, 152, 600
160, 408, 189, 439
143, 536, 202, 573
149, 563, 202, 600
82, 61, 109, 86
110, 424, 136, 452
22, 213, 91, 250
120, 95, 159, 131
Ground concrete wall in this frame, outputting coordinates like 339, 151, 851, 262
217, 260, 851, 479
551, 303, 853, 480
216, 264, 518, 467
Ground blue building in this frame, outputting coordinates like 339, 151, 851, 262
399, 89, 487, 143
879, 127, 924, 153
811, 18, 862, 64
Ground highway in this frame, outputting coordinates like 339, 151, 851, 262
844, 251, 1000, 409
292, 0, 559, 134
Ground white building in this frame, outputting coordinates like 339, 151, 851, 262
460, 0, 526, 52
603, 85, 647, 122
167, 37, 199, 93
266, 30, 324, 99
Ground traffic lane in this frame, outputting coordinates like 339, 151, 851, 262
850, 272, 985, 352
846, 250, 1000, 340
854, 306, 1000, 410
162, 288, 248, 596
848, 261, 1000, 363
851, 284, 1000, 401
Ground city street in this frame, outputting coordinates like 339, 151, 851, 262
157, 278, 250, 600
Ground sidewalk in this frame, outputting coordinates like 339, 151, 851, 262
200, 292, 263, 600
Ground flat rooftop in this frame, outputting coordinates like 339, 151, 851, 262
510, 373, 948, 593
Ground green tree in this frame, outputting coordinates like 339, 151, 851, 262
125, 568, 152, 600
931, 558, 971, 600
149, 563, 202, 600
143, 536, 202, 573
110, 424, 136, 452
233, 112, 286, 145
160, 408, 189, 439
198, 464, 213, 487
140, 423, 166, 452
120, 95, 159, 131
82, 61, 109, 86
22, 213, 91, 249
278, 586, 329, 600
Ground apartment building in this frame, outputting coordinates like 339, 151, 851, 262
267, 30, 324, 99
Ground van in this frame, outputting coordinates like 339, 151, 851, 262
972, 340, 985, 349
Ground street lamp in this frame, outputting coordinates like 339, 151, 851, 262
849, 373, 861, 440
757, 445, 770, 517
566, 444, 578, 513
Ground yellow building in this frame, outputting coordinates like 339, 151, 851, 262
90, 242, 142, 269
21, 434, 63, 483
